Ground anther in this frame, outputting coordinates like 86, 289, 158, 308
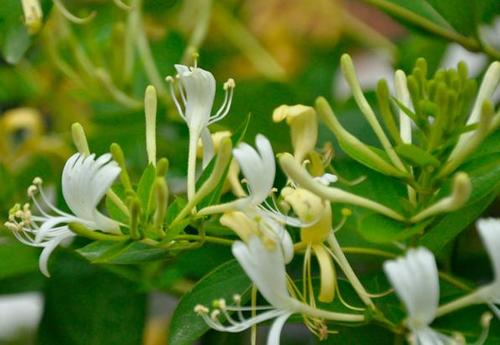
223, 78, 235, 90
341, 208, 352, 217
481, 311, 493, 328
27, 185, 38, 197
33, 177, 43, 185
232, 294, 241, 304
4, 221, 19, 232
194, 304, 209, 315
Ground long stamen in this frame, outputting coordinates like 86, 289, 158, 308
166, 76, 185, 119
209, 79, 235, 124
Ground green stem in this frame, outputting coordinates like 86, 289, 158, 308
187, 130, 199, 203
175, 234, 234, 246
361, 0, 500, 60
69, 223, 129, 241
342, 247, 396, 259
436, 290, 481, 317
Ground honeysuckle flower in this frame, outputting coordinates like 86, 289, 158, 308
272, 104, 318, 162
4, 153, 121, 276
195, 234, 364, 344
383, 248, 454, 344
232, 134, 275, 209
282, 186, 335, 302
476, 218, 500, 318
221, 210, 294, 265
166, 64, 235, 201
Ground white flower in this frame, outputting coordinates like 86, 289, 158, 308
476, 218, 500, 318
195, 236, 298, 345
167, 64, 235, 157
5, 153, 121, 276
383, 248, 454, 344
195, 235, 364, 344
232, 134, 276, 208
166, 64, 235, 200
232, 134, 296, 262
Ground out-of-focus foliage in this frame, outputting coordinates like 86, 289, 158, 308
0, 0, 499, 344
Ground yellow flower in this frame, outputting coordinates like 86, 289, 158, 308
273, 104, 317, 162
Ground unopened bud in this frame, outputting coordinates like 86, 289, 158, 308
71, 123, 90, 156
21, 0, 43, 34
145, 85, 157, 166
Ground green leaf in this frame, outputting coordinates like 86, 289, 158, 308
136, 164, 156, 212
367, 0, 451, 34
37, 251, 146, 345
419, 191, 496, 252
77, 240, 172, 264
168, 260, 251, 345
0, 1, 31, 64
425, 0, 477, 35
358, 213, 429, 243
395, 143, 440, 167
2, 25, 30, 64
420, 153, 500, 251
335, 160, 407, 214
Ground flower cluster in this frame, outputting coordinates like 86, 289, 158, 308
3, 56, 499, 344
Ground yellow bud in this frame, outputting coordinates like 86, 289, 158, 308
272, 104, 318, 162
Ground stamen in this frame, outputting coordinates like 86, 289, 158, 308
210, 309, 221, 321
166, 76, 185, 119
209, 79, 235, 124
476, 312, 493, 345
332, 208, 351, 233
335, 284, 365, 311
53, 0, 96, 24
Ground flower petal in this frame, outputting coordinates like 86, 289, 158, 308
39, 234, 74, 277
383, 247, 439, 326
232, 237, 292, 309
62, 153, 120, 232
266, 312, 292, 345
175, 64, 216, 133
